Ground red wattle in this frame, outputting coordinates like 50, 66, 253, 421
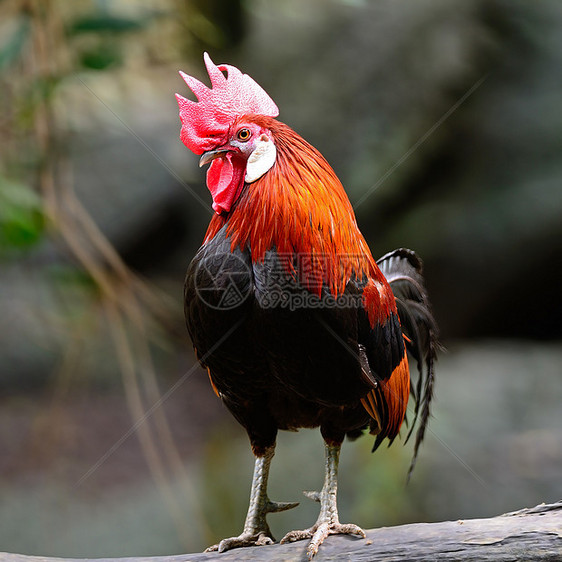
206, 154, 245, 214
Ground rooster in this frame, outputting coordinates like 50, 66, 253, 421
176, 53, 437, 559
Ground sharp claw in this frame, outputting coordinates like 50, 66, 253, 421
266, 499, 300, 513
335, 523, 366, 538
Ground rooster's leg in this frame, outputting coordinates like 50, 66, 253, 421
205, 444, 299, 553
280, 441, 365, 559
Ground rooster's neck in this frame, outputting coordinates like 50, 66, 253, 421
204, 118, 378, 295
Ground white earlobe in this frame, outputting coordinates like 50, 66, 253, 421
245, 136, 277, 183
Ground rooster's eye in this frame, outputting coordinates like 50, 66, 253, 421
237, 128, 251, 142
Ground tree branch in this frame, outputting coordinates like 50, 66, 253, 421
1, 501, 561, 561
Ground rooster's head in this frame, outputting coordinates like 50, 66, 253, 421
176, 53, 279, 215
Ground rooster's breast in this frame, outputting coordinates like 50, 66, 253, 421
184, 225, 265, 399
184, 226, 373, 420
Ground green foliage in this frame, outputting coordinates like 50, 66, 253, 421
47, 263, 99, 295
0, 4, 162, 257
0, 14, 30, 70
68, 14, 148, 35
0, 178, 44, 253
79, 42, 123, 70
66, 10, 164, 70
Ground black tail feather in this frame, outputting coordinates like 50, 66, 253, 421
376, 248, 439, 479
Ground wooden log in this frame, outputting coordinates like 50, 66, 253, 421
1, 501, 561, 562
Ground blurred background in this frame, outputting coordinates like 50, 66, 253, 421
1, 0, 561, 557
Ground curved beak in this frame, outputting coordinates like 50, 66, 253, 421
199, 148, 230, 168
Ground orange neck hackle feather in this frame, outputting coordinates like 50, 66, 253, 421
204, 116, 394, 301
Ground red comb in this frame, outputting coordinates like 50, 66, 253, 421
176, 53, 279, 155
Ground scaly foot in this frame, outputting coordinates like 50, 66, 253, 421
281, 512, 365, 560
281, 442, 366, 559
205, 531, 274, 553
204, 445, 298, 554
205, 497, 299, 553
